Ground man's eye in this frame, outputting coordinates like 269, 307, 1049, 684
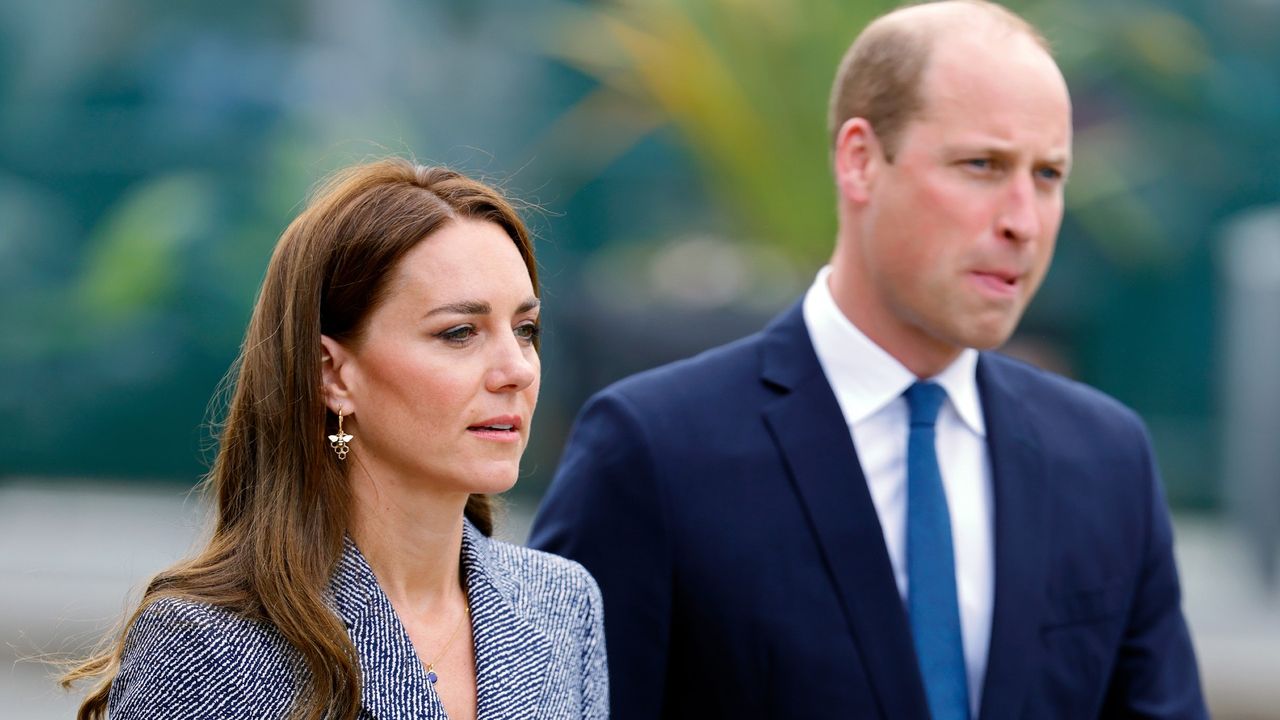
1036, 166, 1064, 182
965, 158, 993, 170
437, 325, 477, 344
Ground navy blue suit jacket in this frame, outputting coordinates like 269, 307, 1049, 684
530, 303, 1206, 719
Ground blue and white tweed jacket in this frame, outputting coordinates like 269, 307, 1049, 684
107, 520, 608, 719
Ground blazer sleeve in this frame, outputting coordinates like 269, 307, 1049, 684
1100, 420, 1209, 719
578, 568, 610, 719
530, 389, 673, 720
108, 597, 296, 719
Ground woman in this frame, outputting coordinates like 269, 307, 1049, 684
62, 158, 608, 719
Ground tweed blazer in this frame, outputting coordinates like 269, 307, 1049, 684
107, 520, 608, 719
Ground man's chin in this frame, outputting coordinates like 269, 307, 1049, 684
952, 319, 1021, 352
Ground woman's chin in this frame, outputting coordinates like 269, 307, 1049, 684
462, 464, 523, 495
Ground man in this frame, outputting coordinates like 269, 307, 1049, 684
530, 1, 1208, 718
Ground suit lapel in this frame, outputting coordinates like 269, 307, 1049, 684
331, 538, 443, 720
332, 526, 554, 719
976, 355, 1050, 720
759, 304, 930, 720
462, 522, 553, 719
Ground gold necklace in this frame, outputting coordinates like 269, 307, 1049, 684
425, 605, 470, 685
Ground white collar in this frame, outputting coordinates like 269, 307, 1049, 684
802, 266, 986, 435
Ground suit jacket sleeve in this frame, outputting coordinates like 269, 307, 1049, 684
1100, 419, 1208, 719
530, 389, 673, 720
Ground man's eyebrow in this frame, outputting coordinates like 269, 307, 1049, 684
946, 142, 1070, 162
1042, 153, 1071, 168
424, 301, 490, 318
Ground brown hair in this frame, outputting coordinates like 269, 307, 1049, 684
62, 158, 539, 720
827, 0, 1050, 160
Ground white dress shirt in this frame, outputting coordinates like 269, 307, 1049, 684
802, 266, 993, 716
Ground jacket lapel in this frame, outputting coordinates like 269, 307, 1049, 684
330, 538, 443, 720
462, 521, 553, 719
759, 304, 930, 720
975, 354, 1049, 720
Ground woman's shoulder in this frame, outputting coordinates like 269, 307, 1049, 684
124, 595, 291, 656
129, 594, 257, 630
484, 535, 602, 600
109, 596, 300, 717
478, 536, 609, 712
463, 523, 605, 646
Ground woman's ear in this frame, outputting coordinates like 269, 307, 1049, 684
320, 334, 357, 416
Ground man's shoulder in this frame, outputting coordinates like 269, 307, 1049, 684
980, 351, 1146, 436
632, 331, 763, 383
600, 318, 785, 412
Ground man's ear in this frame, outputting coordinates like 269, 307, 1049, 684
833, 117, 884, 205
320, 334, 357, 416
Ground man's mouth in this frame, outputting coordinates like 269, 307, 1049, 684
970, 270, 1021, 297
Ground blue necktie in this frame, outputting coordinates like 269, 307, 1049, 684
904, 381, 970, 720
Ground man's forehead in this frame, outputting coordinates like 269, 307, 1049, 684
935, 133, 1074, 162
916, 30, 1070, 118
924, 27, 1063, 88
902, 38, 1073, 163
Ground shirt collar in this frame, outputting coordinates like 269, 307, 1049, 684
802, 265, 986, 436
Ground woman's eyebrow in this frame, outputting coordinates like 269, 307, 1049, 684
424, 300, 490, 318
423, 297, 540, 318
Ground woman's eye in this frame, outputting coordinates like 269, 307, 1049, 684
437, 325, 477, 344
515, 322, 541, 344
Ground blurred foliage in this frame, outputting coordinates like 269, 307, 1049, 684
3, 0, 1278, 510
544, 0, 888, 264
0, 0, 610, 483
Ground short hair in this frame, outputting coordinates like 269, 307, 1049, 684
827, 0, 1050, 160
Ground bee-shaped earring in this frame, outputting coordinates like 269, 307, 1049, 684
329, 408, 354, 460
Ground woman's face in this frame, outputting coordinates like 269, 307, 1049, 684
324, 218, 540, 496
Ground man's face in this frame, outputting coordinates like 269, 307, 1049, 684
846, 33, 1072, 372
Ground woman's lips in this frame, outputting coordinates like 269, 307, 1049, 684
467, 415, 523, 442
466, 427, 521, 442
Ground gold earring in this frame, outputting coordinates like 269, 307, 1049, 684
329, 408, 353, 460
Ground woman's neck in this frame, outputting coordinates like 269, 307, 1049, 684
346, 465, 471, 615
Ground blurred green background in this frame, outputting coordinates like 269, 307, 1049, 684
6, 0, 1276, 511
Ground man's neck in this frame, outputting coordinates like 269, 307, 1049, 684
825, 264, 963, 379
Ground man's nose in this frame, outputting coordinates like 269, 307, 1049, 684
997, 174, 1042, 243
